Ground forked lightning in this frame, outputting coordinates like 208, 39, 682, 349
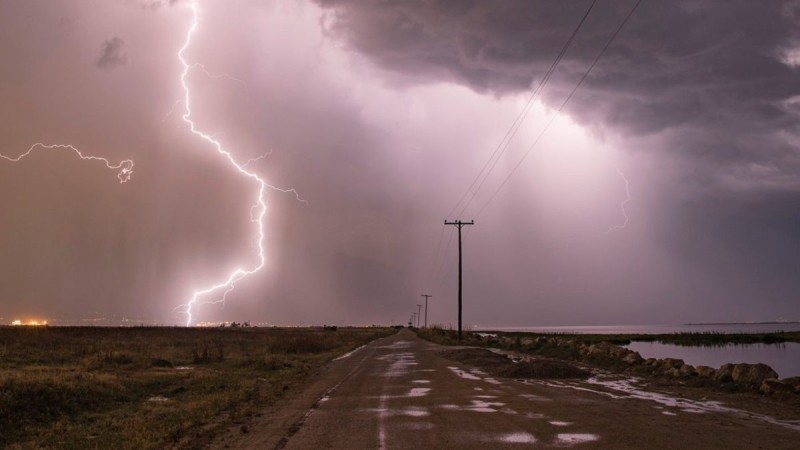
177, 1, 304, 325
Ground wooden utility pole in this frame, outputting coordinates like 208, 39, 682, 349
416, 304, 422, 328
421, 294, 432, 328
444, 219, 474, 339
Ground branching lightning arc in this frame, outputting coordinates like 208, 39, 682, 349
605, 167, 631, 234
1, 2, 300, 327
177, 1, 305, 326
0, 143, 134, 183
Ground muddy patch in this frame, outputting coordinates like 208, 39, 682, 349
498, 432, 537, 443
554, 433, 600, 445
441, 348, 590, 380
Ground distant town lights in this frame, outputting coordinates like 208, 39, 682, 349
10, 319, 48, 326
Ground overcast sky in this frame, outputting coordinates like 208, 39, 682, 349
1, 0, 798, 327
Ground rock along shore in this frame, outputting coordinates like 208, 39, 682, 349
479, 334, 800, 397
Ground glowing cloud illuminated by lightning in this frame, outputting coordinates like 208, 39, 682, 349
176, 1, 305, 326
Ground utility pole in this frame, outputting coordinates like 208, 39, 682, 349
416, 304, 422, 328
444, 219, 474, 339
410, 313, 415, 328
421, 294, 432, 328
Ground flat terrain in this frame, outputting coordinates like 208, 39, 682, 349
0, 326, 392, 448
213, 329, 800, 449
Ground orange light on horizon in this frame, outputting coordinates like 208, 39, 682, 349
10, 319, 47, 326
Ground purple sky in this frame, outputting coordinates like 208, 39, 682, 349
1, 0, 798, 327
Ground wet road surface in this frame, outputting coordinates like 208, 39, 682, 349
213, 329, 799, 449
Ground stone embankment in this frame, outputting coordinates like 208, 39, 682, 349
482, 335, 800, 396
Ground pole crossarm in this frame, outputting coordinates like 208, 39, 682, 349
444, 220, 475, 227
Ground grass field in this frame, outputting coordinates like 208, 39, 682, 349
0, 326, 394, 449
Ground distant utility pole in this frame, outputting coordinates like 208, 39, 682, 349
444, 219, 474, 339
421, 294, 432, 328
416, 304, 422, 328
410, 313, 415, 328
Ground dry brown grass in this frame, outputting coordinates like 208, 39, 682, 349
0, 326, 393, 449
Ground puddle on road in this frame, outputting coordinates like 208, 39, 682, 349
468, 399, 505, 413
448, 366, 481, 380
378, 340, 412, 349
498, 432, 537, 444
333, 344, 365, 361
412, 379, 431, 384
531, 377, 800, 432
437, 400, 506, 413
408, 387, 431, 397
446, 366, 503, 385
379, 352, 418, 377
365, 407, 430, 417
403, 407, 429, 417
549, 421, 572, 426
555, 433, 599, 445
520, 393, 551, 402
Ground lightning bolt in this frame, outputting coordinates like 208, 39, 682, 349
242, 150, 273, 168
604, 167, 630, 234
162, 64, 250, 123
0, 143, 134, 183
189, 62, 251, 97
177, 1, 305, 326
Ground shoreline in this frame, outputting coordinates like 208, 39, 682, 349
417, 328, 800, 401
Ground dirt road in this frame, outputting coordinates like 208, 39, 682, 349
210, 329, 799, 449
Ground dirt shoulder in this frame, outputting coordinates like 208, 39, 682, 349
206, 333, 396, 449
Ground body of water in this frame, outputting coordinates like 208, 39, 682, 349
480, 323, 800, 334
478, 323, 800, 378
626, 341, 800, 378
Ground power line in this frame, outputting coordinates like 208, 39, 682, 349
425, 225, 447, 292
474, 0, 643, 219
431, 225, 457, 288
447, 0, 599, 220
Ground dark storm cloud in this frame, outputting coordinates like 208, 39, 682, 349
3, 0, 798, 327
309, 0, 800, 324
96, 37, 128, 70
315, 0, 800, 176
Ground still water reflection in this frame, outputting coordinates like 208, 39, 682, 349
626, 342, 800, 378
